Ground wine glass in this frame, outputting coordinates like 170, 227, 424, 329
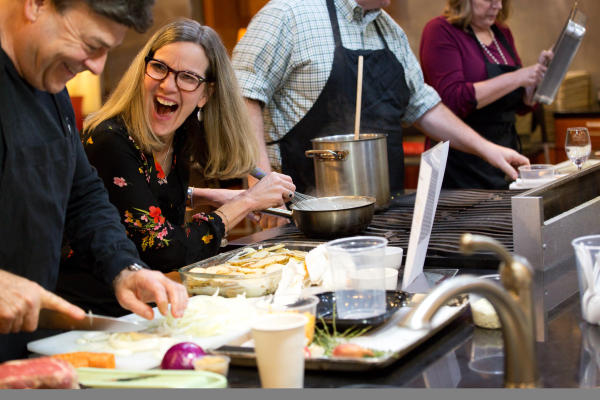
565, 127, 592, 171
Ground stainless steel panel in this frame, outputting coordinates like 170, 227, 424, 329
534, 3, 586, 104
512, 163, 600, 341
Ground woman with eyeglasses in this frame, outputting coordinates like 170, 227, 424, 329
419, 0, 552, 189
57, 18, 295, 316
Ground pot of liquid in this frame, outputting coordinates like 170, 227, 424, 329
306, 133, 390, 210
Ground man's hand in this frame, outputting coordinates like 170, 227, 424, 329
416, 103, 530, 181
0, 270, 85, 334
113, 268, 188, 320
483, 143, 530, 181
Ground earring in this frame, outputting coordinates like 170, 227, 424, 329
197, 107, 203, 122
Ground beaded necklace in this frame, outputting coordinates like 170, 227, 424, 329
474, 28, 508, 65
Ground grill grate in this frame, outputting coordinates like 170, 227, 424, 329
272, 190, 519, 268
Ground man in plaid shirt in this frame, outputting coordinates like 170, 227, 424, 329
233, 0, 528, 227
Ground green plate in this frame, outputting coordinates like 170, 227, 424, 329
76, 368, 227, 389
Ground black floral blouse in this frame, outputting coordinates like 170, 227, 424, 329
66, 117, 225, 272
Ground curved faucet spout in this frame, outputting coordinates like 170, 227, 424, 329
401, 276, 538, 388
400, 233, 538, 388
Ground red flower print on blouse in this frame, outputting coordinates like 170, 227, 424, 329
155, 159, 166, 180
113, 177, 127, 187
149, 206, 165, 224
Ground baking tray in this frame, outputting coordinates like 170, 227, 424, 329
211, 300, 467, 371
179, 241, 319, 297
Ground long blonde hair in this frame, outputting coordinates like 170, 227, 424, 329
444, 0, 511, 30
85, 18, 258, 179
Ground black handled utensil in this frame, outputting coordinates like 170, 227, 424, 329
249, 167, 315, 205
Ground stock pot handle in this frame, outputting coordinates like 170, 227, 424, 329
305, 150, 349, 161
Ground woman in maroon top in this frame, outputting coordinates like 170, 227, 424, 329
420, 0, 552, 189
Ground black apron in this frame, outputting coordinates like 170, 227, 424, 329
0, 48, 78, 361
443, 25, 524, 189
272, 0, 410, 193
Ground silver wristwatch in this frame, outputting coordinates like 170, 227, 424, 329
126, 263, 144, 272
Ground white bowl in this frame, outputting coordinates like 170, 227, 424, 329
383, 247, 403, 270
384, 267, 399, 290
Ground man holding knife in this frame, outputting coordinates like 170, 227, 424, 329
233, 0, 529, 227
0, 0, 188, 361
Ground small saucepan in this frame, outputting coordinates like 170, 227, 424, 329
261, 196, 376, 239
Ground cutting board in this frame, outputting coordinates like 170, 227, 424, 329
27, 309, 251, 370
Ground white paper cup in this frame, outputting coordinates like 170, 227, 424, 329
326, 236, 387, 319
251, 313, 308, 388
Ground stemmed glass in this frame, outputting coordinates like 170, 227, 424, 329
565, 127, 592, 171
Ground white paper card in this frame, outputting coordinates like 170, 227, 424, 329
402, 141, 449, 290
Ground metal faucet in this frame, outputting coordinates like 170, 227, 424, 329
400, 233, 538, 388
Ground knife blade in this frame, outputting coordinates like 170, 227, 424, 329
38, 309, 147, 332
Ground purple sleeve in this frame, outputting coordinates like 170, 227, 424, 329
419, 17, 484, 119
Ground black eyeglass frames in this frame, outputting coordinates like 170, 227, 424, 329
144, 57, 209, 92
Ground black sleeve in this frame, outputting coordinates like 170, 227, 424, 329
0, 122, 5, 179
63, 130, 145, 286
84, 125, 225, 271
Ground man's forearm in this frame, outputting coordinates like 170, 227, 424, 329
414, 102, 528, 180
245, 99, 272, 186
415, 102, 489, 156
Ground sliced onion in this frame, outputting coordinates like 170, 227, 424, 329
161, 342, 206, 370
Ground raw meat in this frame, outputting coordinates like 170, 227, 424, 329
0, 357, 79, 389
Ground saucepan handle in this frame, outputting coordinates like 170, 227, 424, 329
260, 207, 293, 219
305, 150, 349, 161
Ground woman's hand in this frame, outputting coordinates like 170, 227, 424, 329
515, 63, 547, 89
214, 172, 295, 232
537, 49, 554, 66
522, 49, 554, 105
239, 172, 296, 211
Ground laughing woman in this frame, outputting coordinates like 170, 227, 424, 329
57, 19, 295, 316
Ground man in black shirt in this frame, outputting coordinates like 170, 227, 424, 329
0, 0, 188, 361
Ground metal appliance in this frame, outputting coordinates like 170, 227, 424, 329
512, 163, 600, 341
267, 189, 516, 269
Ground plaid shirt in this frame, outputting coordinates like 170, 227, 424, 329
232, 0, 440, 170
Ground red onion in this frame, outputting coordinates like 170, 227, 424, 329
161, 342, 206, 370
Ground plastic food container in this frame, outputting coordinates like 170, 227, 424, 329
193, 355, 230, 376
179, 267, 282, 298
518, 164, 555, 180
470, 274, 501, 329
179, 243, 312, 298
